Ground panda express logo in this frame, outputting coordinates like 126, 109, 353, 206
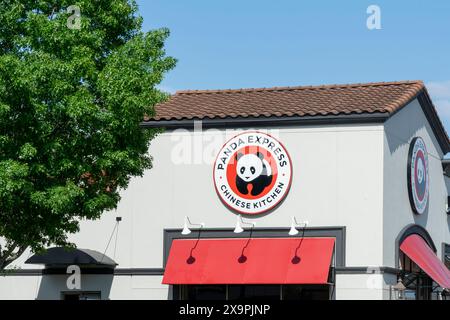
407, 137, 429, 215
213, 131, 292, 215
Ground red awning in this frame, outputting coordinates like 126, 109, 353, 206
162, 238, 335, 285
400, 234, 450, 289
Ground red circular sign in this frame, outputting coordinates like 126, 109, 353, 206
213, 131, 293, 215
407, 137, 429, 215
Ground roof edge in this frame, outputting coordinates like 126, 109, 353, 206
144, 87, 450, 154
140, 113, 390, 130
416, 89, 450, 154
175, 80, 424, 95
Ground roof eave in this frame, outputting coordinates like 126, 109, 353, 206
142, 87, 450, 154
140, 113, 390, 130
416, 89, 450, 155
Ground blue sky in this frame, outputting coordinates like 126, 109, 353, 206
137, 0, 450, 135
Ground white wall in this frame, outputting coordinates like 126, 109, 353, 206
1, 123, 386, 299
383, 99, 450, 269
0, 275, 41, 300
68, 124, 385, 269
335, 273, 396, 300
0, 274, 169, 300
4, 97, 449, 300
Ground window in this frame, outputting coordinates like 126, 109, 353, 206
179, 285, 330, 300
228, 285, 280, 300
282, 285, 330, 300
61, 291, 101, 300
399, 252, 433, 300
181, 286, 226, 300
444, 243, 450, 269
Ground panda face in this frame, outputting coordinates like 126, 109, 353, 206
236, 153, 264, 182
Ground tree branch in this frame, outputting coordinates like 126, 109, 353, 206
0, 243, 28, 271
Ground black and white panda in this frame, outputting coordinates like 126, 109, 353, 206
235, 151, 273, 196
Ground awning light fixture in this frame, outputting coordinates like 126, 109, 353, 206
289, 217, 309, 236
233, 215, 255, 234
181, 216, 205, 235
391, 277, 406, 300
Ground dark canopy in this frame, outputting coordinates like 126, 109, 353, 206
25, 247, 117, 268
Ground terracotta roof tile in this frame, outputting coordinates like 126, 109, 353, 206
150, 80, 425, 121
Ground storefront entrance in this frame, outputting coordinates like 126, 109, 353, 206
163, 228, 344, 300
397, 227, 450, 300
400, 251, 434, 300
178, 285, 331, 300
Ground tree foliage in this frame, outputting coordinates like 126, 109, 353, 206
0, 0, 176, 269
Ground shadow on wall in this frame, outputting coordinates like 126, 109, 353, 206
384, 106, 436, 226
447, 214, 450, 234
167, 285, 174, 300
36, 274, 114, 300
412, 199, 430, 227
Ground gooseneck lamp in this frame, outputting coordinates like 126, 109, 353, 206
181, 216, 205, 235
288, 216, 308, 236
233, 215, 255, 234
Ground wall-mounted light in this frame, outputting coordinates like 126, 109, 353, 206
181, 216, 205, 235
288, 217, 308, 236
234, 215, 255, 234
391, 277, 406, 300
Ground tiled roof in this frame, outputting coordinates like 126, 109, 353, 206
150, 80, 425, 121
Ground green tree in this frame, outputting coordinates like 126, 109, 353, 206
0, 0, 176, 270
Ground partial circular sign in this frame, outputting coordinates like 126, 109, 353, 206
407, 137, 429, 215
213, 131, 292, 215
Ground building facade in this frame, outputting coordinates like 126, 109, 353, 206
1, 81, 450, 300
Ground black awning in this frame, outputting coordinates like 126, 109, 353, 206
25, 247, 117, 268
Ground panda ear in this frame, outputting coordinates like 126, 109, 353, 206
256, 152, 264, 160
235, 152, 243, 162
